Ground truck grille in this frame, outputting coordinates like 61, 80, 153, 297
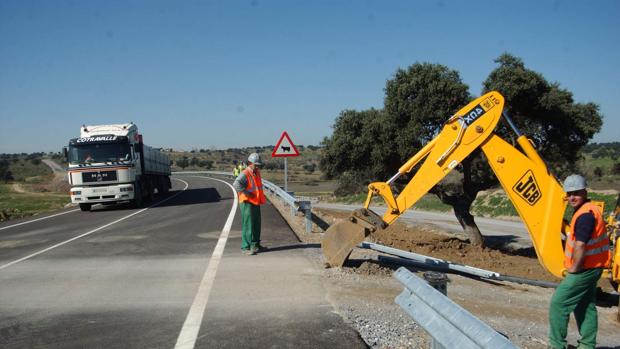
82, 170, 117, 183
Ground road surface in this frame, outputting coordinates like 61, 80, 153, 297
0, 175, 365, 348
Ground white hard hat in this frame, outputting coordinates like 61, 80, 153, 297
248, 153, 263, 166
563, 174, 587, 192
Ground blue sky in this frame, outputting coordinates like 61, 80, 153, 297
1, 0, 618, 153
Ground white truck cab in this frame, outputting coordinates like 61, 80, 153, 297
65, 123, 170, 211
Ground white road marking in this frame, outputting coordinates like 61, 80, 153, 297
174, 176, 238, 349
0, 178, 190, 271
0, 209, 80, 231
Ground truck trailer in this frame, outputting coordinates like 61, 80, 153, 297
64, 123, 171, 211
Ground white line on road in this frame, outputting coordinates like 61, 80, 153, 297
0, 178, 190, 271
174, 176, 238, 349
0, 209, 80, 231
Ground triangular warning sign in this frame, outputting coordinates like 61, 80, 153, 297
272, 131, 300, 157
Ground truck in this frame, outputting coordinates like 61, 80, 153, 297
64, 123, 171, 211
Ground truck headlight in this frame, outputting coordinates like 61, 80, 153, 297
71, 190, 81, 195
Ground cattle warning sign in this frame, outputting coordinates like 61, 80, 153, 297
272, 131, 300, 157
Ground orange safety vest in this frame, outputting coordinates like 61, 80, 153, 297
564, 201, 610, 270
238, 168, 266, 205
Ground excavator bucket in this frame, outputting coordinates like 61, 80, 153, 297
322, 218, 368, 267
321, 208, 386, 267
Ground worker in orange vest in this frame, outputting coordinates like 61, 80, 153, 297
548, 174, 611, 349
233, 153, 267, 255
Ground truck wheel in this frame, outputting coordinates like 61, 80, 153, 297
79, 203, 91, 212
146, 181, 154, 202
133, 184, 143, 208
158, 177, 169, 195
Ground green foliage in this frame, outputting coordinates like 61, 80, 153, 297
321, 63, 471, 196
0, 159, 9, 182
333, 171, 373, 197
589, 192, 619, 217
582, 142, 620, 160
0, 155, 51, 182
176, 156, 189, 169
199, 160, 213, 169
483, 53, 603, 177
412, 195, 452, 212
0, 184, 69, 221
302, 162, 316, 173
384, 63, 471, 155
320, 108, 398, 186
471, 192, 519, 217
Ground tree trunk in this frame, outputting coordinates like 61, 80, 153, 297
432, 158, 486, 247
452, 201, 484, 246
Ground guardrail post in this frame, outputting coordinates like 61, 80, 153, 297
423, 271, 449, 349
297, 201, 312, 233
423, 271, 448, 296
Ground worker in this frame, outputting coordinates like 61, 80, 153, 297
548, 174, 611, 349
233, 164, 239, 177
237, 161, 245, 174
233, 153, 267, 255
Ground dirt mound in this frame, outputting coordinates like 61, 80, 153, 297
368, 222, 561, 283
314, 207, 562, 283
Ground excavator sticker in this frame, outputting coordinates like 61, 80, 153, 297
512, 170, 542, 205
463, 97, 497, 126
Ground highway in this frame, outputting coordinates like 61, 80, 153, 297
0, 175, 365, 349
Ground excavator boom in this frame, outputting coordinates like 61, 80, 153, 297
321, 91, 616, 288
323, 91, 507, 267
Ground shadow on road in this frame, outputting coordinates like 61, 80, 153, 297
484, 235, 537, 257
259, 243, 321, 253
88, 187, 227, 212
156, 187, 227, 207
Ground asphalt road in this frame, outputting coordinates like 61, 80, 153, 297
0, 175, 365, 349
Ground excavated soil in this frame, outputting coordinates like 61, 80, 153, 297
314, 208, 561, 283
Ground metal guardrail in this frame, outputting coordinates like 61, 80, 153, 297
173, 171, 314, 232
394, 267, 517, 349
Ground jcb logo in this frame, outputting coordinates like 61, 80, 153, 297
512, 170, 542, 205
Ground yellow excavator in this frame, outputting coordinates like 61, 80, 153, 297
321, 91, 619, 294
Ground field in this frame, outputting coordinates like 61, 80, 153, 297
0, 155, 70, 221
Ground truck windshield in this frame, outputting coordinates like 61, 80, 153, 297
68, 142, 132, 164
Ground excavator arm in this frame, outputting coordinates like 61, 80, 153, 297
321, 91, 573, 280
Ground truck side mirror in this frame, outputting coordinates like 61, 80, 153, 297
63, 147, 68, 162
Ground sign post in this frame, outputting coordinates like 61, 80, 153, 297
271, 131, 300, 192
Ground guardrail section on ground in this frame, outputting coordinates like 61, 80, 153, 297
393, 267, 516, 349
